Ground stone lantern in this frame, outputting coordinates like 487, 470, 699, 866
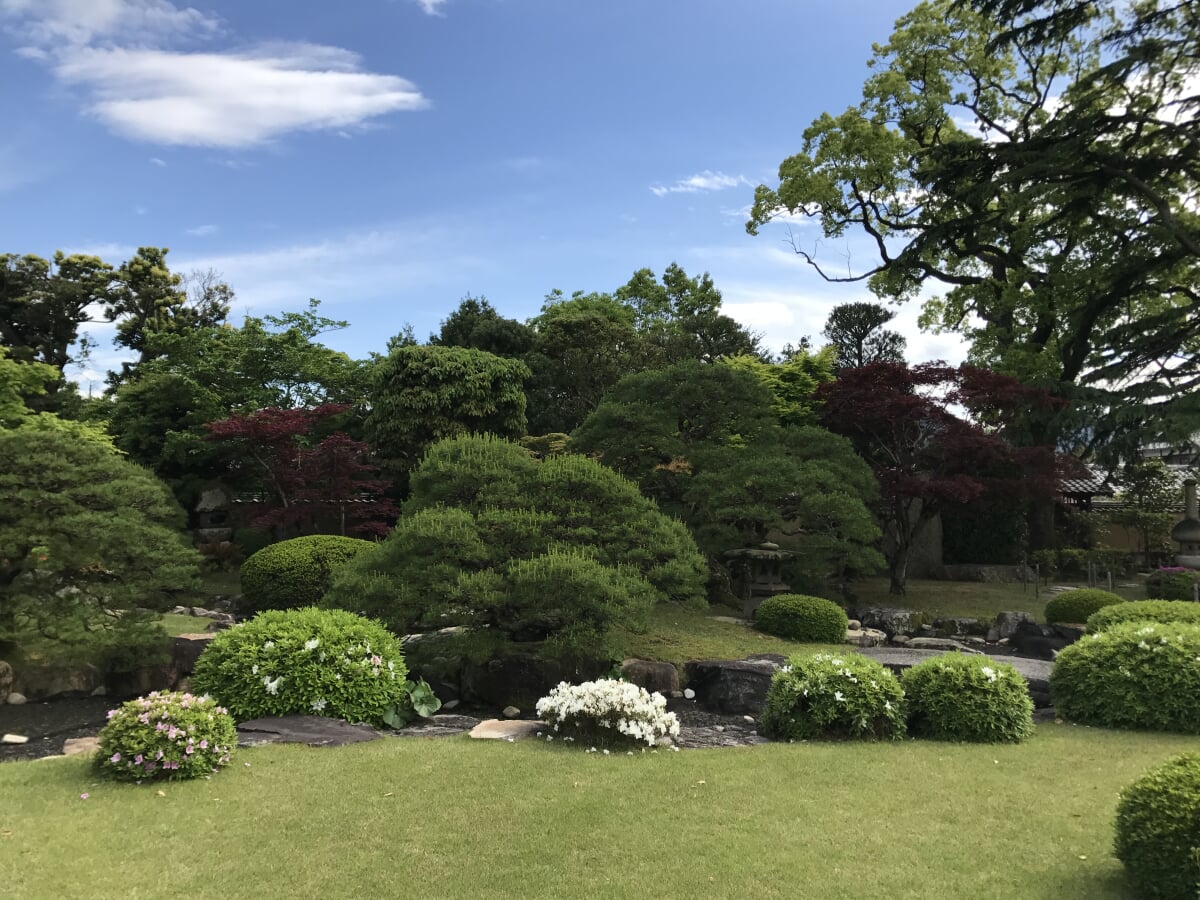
1172, 478, 1200, 569
723, 541, 795, 619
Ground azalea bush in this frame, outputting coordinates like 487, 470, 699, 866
192, 608, 410, 727
1043, 588, 1123, 625
754, 593, 848, 643
240, 535, 377, 615
535, 679, 680, 748
95, 691, 237, 782
1051, 621, 1200, 733
1114, 753, 1200, 900
761, 652, 906, 742
901, 654, 1033, 743
1087, 601, 1200, 633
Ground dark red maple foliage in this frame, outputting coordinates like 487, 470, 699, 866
205, 404, 398, 538
817, 362, 1062, 594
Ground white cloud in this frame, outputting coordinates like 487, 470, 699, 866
149, 156, 167, 166
186, 224, 218, 236
51, 43, 429, 147
0, 0, 221, 48
651, 170, 748, 197
414, 0, 449, 15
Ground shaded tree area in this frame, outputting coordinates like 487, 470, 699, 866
822, 302, 906, 369
818, 362, 1061, 594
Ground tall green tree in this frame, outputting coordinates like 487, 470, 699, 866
822, 302, 907, 369
431, 295, 534, 357
722, 345, 837, 427
747, 0, 1199, 481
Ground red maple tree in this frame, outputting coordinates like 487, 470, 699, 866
206, 404, 398, 538
818, 362, 1062, 594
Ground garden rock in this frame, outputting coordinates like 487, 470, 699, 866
62, 736, 100, 757
935, 617, 985, 637
461, 650, 611, 709
236, 715, 381, 748
391, 714, 480, 738
990, 611, 1036, 642
7, 691, 26, 705
845, 627, 887, 647
620, 659, 680, 695
1051, 623, 1086, 643
682, 658, 780, 715
854, 608, 921, 638
857, 646, 1053, 708
502, 706, 521, 718
468, 719, 545, 741
906, 637, 983, 654
1, 733, 28, 744
172, 633, 215, 675
0, 660, 11, 703
106, 662, 177, 699
13, 663, 102, 701
1008, 619, 1070, 660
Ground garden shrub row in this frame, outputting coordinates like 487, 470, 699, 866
1043, 587, 1123, 624
1087, 600, 1200, 632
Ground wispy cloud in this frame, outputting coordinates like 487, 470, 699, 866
2, 1, 430, 148
650, 170, 748, 197
186, 224, 218, 236
149, 156, 167, 166
414, 0, 449, 16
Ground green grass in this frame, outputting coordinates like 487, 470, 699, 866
618, 603, 843, 664
850, 577, 1144, 623
1, 725, 1192, 899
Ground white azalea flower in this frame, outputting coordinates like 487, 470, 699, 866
304, 638, 319, 651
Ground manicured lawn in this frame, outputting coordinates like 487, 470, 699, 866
2, 725, 1193, 899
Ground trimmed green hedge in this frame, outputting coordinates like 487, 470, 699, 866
1051, 621, 1200, 733
754, 593, 848, 643
901, 654, 1033, 744
1114, 753, 1200, 900
761, 652, 906, 742
1043, 588, 1123, 624
240, 535, 377, 614
1087, 601, 1200, 633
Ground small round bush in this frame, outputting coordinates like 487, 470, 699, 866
1147, 569, 1200, 602
535, 679, 680, 748
1043, 588, 1123, 624
901, 653, 1033, 743
1114, 753, 1200, 900
761, 652, 906, 742
96, 691, 237, 782
240, 535, 377, 614
754, 593, 849, 643
1087, 601, 1200, 633
192, 608, 409, 727
1051, 621, 1200, 733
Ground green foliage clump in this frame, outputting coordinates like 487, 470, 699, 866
1051, 622, 1200, 733
901, 654, 1033, 743
96, 691, 237, 782
240, 535, 377, 614
1147, 569, 1200, 602
1114, 753, 1200, 900
754, 593, 848, 643
1043, 588, 1123, 624
761, 652, 906, 742
192, 608, 409, 726
1088, 601, 1200, 633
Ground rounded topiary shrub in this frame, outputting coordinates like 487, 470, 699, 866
754, 593, 849, 643
901, 653, 1033, 743
240, 535, 377, 614
1043, 588, 1123, 624
761, 652, 906, 742
1087, 601, 1200, 633
1051, 621, 1200, 733
1114, 753, 1200, 900
1146, 568, 1200, 602
96, 691, 237, 782
191, 608, 409, 727
536, 679, 680, 748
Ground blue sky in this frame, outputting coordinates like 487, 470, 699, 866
0, 0, 970, 390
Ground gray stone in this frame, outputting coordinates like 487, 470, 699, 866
993, 611, 1036, 640
107, 662, 177, 699
172, 633, 215, 675
236, 715, 380, 748
1052, 623, 1086, 643
502, 705, 521, 719
906, 637, 983, 654
682, 658, 780, 716
62, 736, 101, 757
845, 627, 887, 647
90, 685, 108, 696
13, 663, 102, 701
936, 617, 985, 637
846, 619, 862, 630
6, 691, 27, 705
620, 659, 680, 695
441, 699, 460, 710
2, 733, 28, 744
205, 618, 234, 632
708, 615, 751, 626
468, 719, 545, 741
856, 608, 922, 638
189, 606, 212, 617
391, 714, 480, 738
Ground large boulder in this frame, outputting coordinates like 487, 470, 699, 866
845, 627, 887, 647
460, 649, 613, 710
989, 611, 1037, 642
620, 659, 680, 695
172, 633, 215, 676
106, 663, 178, 699
855, 608, 923, 638
1008, 619, 1071, 660
935, 617, 986, 637
13, 663, 102, 701
682, 658, 780, 715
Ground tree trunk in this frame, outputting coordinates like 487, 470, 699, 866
888, 544, 909, 596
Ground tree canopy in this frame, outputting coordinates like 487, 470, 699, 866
822, 302, 906, 369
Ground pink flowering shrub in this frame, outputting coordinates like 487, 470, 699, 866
96, 691, 237, 782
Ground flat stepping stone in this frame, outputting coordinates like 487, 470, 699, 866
236, 715, 380, 748
391, 714, 481, 738
468, 719, 545, 741
62, 736, 100, 756
708, 616, 751, 626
